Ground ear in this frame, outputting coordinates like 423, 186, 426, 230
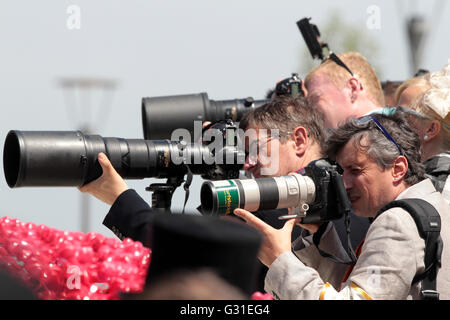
391, 156, 408, 184
347, 77, 362, 103
424, 120, 441, 141
301, 80, 308, 96
291, 126, 308, 156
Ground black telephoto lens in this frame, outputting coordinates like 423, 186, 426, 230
3, 130, 224, 188
142, 93, 268, 140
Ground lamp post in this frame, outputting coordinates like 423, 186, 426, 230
406, 15, 427, 76
401, 0, 446, 76
58, 77, 117, 233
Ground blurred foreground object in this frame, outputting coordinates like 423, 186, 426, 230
0, 216, 150, 300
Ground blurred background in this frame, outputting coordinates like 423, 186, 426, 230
1, 0, 448, 237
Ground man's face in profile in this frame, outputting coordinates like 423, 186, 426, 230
336, 138, 397, 218
306, 73, 352, 129
243, 126, 295, 178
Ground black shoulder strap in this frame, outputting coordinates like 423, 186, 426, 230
375, 198, 443, 300
311, 171, 358, 266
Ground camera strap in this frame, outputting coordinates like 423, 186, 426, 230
312, 212, 358, 266
312, 170, 358, 265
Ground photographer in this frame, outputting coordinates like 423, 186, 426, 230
78, 96, 324, 245
304, 51, 385, 128
237, 95, 340, 289
234, 111, 450, 299
78, 152, 152, 243
79, 95, 332, 291
238, 96, 325, 226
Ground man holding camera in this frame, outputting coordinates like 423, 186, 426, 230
234, 111, 450, 299
302, 50, 386, 259
79, 95, 364, 293
77, 95, 323, 238
239, 95, 325, 204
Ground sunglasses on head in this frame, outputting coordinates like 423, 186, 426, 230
374, 106, 450, 131
352, 115, 404, 156
326, 53, 363, 90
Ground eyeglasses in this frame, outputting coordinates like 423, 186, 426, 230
352, 115, 404, 156
246, 132, 292, 162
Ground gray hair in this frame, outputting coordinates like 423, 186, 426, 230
239, 95, 326, 152
326, 110, 425, 186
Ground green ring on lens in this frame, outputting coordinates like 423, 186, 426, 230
215, 180, 240, 215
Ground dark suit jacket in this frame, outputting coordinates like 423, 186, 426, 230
103, 189, 157, 244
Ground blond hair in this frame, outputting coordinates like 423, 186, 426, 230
411, 97, 450, 151
305, 52, 384, 107
394, 74, 432, 106
410, 63, 450, 151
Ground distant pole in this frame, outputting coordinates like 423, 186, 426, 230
404, 0, 446, 76
58, 77, 117, 233
406, 15, 427, 75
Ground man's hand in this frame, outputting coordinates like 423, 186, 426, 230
234, 208, 297, 267
78, 153, 129, 205
287, 208, 321, 234
202, 121, 212, 129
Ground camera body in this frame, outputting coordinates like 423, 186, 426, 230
299, 158, 344, 224
274, 73, 304, 98
297, 17, 329, 61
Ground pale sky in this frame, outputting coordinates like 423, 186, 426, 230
1, 0, 449, 237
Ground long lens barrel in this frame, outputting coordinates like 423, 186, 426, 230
142, 93, 268, 140
3, 130, 216, 188
200, 174, 315, 216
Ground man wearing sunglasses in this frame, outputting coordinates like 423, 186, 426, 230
304, 52, 386, 129
234, 112, 450, 299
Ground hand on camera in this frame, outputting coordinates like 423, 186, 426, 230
234, 208, 298, 267
202, 121, 212, 129
288, 207, 321, 234
78, 153, 129, 206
